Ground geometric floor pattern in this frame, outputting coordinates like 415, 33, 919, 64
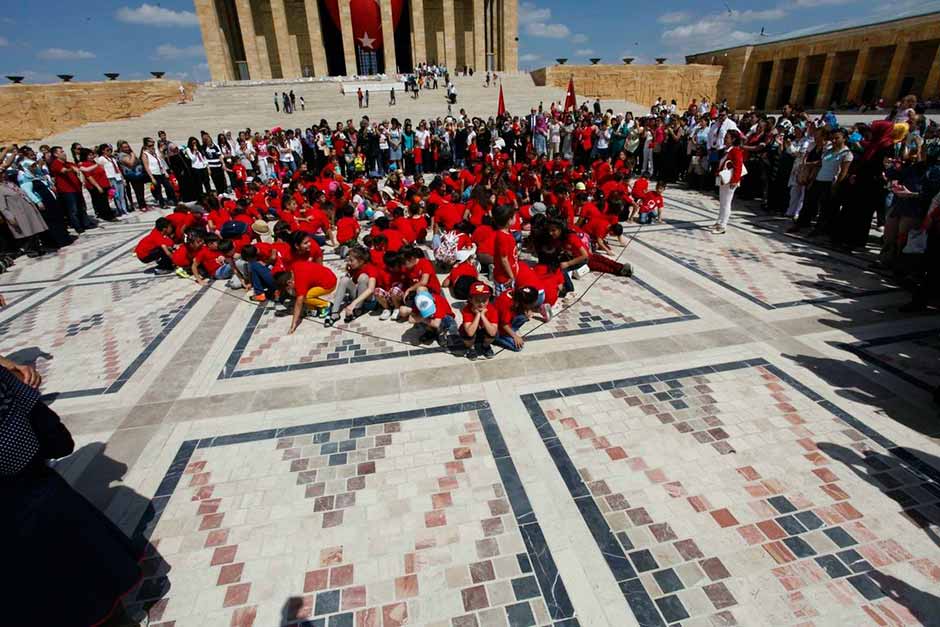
523, 359, 940, 626
635, 219, 896, 309
132, 402, 579, 627
842, 330, 940, 393
0, 275, 204, 399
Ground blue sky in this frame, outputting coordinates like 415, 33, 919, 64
1, 0, 938, 82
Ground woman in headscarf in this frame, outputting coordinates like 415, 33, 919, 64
834, 121, 905, 251
0, 354, 143, 626
1, 169, 51, 256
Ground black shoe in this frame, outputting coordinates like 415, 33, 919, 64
619, 263, 633, 278
418, 329, 437, 344
480, 345, 495, 359
465, 347, 479, 360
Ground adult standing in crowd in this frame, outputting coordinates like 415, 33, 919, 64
116, 140, 150, 211
49, 146, 96, 232
142, 136, 175, 208
77, 148, 116, 222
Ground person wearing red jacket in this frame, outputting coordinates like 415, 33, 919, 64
714, 130, 745, 234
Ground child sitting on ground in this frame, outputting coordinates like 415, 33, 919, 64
135, 217, 176, 272
459, 281, 498, 360
332, 245, 380, 323
374, 250, 405, 321
638, 181, 665, 224
494, 285, 540, 351
275, 259, 338, 333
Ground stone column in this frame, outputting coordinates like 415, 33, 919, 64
813, 52, 838, 109
303, 0, 329, 76
379, 0, 398, 74
443, 0, 458, 68
502, 0, 517, 71
472, 0, 485, 73
338, 0, 358, 75
845, 48, 871, 104
923, 44, 940, 102
411, 0, 426, 66
194, 0, 231, 81
789, 55, 808, 106
233, 0, 265, 79
491, 0, 500, 70
881, 41, 911, 102
270, 0, 301, 78
256, 35, 273, 79
764, 57, 785, 110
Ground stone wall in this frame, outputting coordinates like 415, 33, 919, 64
0, 80, 195, 144
533, 64, 723, 110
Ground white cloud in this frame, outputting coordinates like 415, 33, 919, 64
576, 49, 595, 56
570, 33, 588, 44
659, 5, 787, 53
37, 48, 96, 60
154, 44, 204, 59
658, 11, 690, 24
520, 1, 570, 39
115, 3, 198, 27
726, 8, 786, 21
793, 0, 851, 6
520, 53, 541, 62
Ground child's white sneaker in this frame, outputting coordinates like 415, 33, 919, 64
573, 265, 590, 279
379, 309, 392, 321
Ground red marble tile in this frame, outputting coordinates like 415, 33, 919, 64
736, 466, 761, 481
709, 610, 738, 626
322, 510, 344, 528
862, 605, 889, 627
375, 434, 392, 446
703, 582, 737, 609
347, 476, 365, 491
626, 507, 653, 526
342, 585, 367, 610
197, 499, 221, 515
763, 541, 797, 564
476, 538, 498, 558
803, 452, 827, 466
845, 521, 878, 542
395, 574, 419, 598
189, 472, 211, 487
453, 447, 473, 459
663, 481, 686, 498
772, 565, 806, 591
700, 557, 731, 581
857, 545, 893, 568
445, 461, 465, 475
745, 484, 771, 498
275, 438, 293, 449
646, 468, 668, 483
711, 508, 739, 528
217, 563, 244, 585
877, 539, 912, 562
469, 560, 496, 583
607, 446, 628, 460
674, 539, 704, 561
749, 501, 778, 519
384, 422, 401, 433
320, 546, 343, 566
223, 583, 251, 608
649, 523, 677, 542
282, 448, 300, 460
756, 520, 788, 541
627, 457, 649, 471
488, 498, 510, 516
229, 605, 257, 627
356, 608, 379, 627
819, 483, 849, 501
314, 495, 335, 512
591, 436, 612, 449
575, 427, 596, 439
336, 492, 356, 509
305, 483, 326, 498
211, 545, 238, 566
788, 591, 819, 619
382, 602, 409, 627
688, 495, 711, 513
559, 417, 578, 429
911, 558, 940, 583
461, 585, 489, 611
289, 458, 309, 472
833, 502, 863, 520
200, 513, 225, 530
331, 564, 354, 587
459, 434, 476, 445
761, 479, 786, 494
184, 461, 206, 474
205, 529, 229, 548
357, 461, 376, 475
481, 517, 504, 536
737, 524, 765, 545
438, 476, 458, 491
425, 510, 447, 528
304, 569, 329, 593
415, 536, 437, 550
432, 492, 453, 509
814, 506, 845, 526
783, 414, 806, 426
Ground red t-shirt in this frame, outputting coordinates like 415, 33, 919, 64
50, 159, 81, 194
494, 291, 517, 328
351, 262, 380, 283
436, 203, 465, 231
336, 217, 360, 244
293, 261, 337, 295
392, 217, 416, 243
461, 302, 498, 326
371, 227, 404, 252
582, 216, 610, 242
301, 209, 332, 235
171, 245, 195, 268
135, 228, 173, 261
472, 225, 495, 256
448, 261, 479, 286
166, 212, 196, 241
641, 192, 664, 214
194, 246, 224, 274
81, 161, 110, 190
492, 230, 518, 284
429, 292, 454, 320
407, 257, 441, 294
632, 178, 649, 201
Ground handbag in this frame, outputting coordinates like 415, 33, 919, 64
797, 162, 820, 187
902, 228, 928, 254
717, 168, 732, 185
123, 163, 147, 182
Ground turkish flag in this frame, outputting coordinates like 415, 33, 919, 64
324, 0, 403, 50
564, 76, 576, 112
497, 84, 506, 117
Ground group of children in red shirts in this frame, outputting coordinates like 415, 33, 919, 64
135, 153, 667, 356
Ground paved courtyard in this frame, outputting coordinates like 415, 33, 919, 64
3, 188, 940, 627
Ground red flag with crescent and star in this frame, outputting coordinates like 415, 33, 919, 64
324, 0, 404, 51
497, 83, 506, 117
564, 76, 576, 112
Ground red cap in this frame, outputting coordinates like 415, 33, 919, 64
469, 281, 492, 297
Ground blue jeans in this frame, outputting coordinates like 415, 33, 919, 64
248, 261, 275, 295
110, 178, 127, 215
214, 263, 235, 280
60, 191, 96, 231
494, 314, 527, 351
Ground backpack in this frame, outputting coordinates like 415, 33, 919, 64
220, 220, 248, 239
434, 230, 461, 266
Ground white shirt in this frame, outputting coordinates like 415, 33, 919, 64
143, 150, 165, 175
186, 147, 208, 169
415, 129, 430, 148
707, 118, 738, 151
96, 155, 120, 179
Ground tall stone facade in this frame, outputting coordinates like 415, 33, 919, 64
686, 12, 940, 110
195, 0, 517, 79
